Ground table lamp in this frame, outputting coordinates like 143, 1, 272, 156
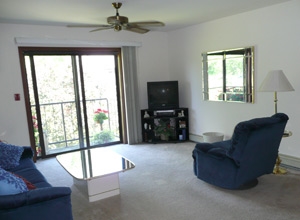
259, 70, 294, 174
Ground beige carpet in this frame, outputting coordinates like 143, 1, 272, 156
36, 142, 300, 220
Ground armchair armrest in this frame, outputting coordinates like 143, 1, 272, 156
194, 143, 227, 160
207, 148, 227, 159
194, 142, 214, 152
193, 141, 240, 167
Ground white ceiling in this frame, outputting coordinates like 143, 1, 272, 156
0, 0, 290, 32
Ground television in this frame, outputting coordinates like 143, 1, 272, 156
147, 81, 179, 110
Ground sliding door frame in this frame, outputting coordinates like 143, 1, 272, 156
18, 47, 127, 160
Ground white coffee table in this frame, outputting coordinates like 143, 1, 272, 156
56, 147, 135, 202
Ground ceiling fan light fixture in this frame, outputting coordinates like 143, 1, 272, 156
107, 16, 128, 25
114, 25, 122, 32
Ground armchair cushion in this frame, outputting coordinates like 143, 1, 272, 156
228, 113, 289, 164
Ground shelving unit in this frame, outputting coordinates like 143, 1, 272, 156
141, 108, 189, 143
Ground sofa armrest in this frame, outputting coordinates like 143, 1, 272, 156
20, 146, 34, 159
0, 187, 71, 209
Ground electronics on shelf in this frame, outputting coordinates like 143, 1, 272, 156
154, 110, 175, 117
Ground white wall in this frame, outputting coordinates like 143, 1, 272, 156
0, 23, 169, 145
168, 0, 300, 159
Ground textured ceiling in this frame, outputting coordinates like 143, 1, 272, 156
0, 0, 290, 32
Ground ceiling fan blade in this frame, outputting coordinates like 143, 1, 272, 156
125, 26, 149, 34
67, 24, 110, 28
128, 21, 165, 27
67, 24, 113, 32
90, 25, 114, 32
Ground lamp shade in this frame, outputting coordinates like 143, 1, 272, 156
259, 70, 294, 92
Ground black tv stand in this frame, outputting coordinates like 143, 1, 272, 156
141, 108, 189, 143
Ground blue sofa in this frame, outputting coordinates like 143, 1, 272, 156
0, 146, 73, 220
192, 113, 289, 189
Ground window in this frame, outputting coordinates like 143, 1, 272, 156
202, 47, 254, 103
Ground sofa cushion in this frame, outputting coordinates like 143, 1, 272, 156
0, 142, 24, 169
0, 167, 28, 195
12, 173, 36, 190
9, 157, 52, 188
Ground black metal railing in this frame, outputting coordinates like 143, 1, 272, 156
32, 98, 117, 154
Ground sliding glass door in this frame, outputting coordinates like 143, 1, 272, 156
19, 48, 124, 158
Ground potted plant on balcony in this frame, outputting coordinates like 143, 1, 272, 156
32, 115, 41, 156
93, 108, 109, 130
154, 119, 174, 141
93, 130, 115, 144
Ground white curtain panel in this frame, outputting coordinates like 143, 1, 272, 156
122, 46, 142, 144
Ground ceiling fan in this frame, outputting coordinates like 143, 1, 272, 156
67, 2, 164, 34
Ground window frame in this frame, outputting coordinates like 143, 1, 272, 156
18, 47, 126, 159
202, 47, 254, 103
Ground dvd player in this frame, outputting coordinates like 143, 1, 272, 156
154, 110, 175, 117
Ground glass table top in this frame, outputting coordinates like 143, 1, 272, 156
56, 147, 135, 180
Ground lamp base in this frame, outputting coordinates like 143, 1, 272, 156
273, 167, 287, 174
273, 155, 287, 175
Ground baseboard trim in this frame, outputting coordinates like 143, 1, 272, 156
189, 133, 203, 143
280, 154, 300, 169
189, 133, 300, 169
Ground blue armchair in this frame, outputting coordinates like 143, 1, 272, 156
192, 113, 289, 189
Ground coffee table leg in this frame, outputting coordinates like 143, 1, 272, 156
73, 173, 120, 202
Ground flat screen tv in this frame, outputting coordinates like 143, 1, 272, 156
147, 81, 179, 110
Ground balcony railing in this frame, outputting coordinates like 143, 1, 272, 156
32, 98, 119, 155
